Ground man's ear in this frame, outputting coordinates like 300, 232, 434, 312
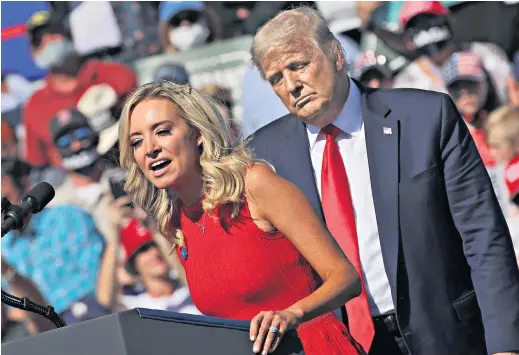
336, 49, 346, 73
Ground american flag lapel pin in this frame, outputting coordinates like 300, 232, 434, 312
383, 127, 392, 135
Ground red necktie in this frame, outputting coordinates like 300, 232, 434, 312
320, 124, 375, 352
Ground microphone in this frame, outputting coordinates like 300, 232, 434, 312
1, 182, 55, 237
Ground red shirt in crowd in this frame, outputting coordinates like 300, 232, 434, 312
505, 154, 519, 200
23, 60, 137, 167
467, 125, 496, 168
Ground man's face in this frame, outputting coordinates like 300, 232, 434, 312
135, 244, 169, 279
448, 80, 487, 117
260, 41, 344, 127
54, 125, 100, 172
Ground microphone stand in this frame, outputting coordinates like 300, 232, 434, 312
1, 197, 67, 328
1, 291, 66, 328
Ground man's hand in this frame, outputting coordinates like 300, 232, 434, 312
107, 194, 134, 231
493, 352, 519, 355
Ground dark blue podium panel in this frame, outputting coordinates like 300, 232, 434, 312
2, 308, 305, 355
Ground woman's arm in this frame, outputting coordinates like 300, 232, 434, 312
245, 164, 361, 352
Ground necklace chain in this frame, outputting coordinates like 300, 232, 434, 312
195, 213, 206, 234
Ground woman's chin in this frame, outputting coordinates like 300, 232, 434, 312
149, 174, 177, 190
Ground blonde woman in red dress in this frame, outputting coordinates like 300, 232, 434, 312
118, 81, 365, 355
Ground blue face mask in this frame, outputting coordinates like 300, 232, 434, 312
34, 39, 75, 69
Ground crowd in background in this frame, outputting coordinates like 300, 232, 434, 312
1, 0, 519, 343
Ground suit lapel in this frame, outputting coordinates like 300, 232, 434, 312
361, 87, 401, 298
269, 115, 325, 221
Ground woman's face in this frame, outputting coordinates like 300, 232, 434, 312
129, 98, 202, 190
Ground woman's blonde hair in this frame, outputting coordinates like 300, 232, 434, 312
119, 81, 264, 247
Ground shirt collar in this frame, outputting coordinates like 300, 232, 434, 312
307, 77, 363, 149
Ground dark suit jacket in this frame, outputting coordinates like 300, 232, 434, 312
248, 83, 519, 355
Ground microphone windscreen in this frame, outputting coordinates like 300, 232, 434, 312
25, 182, 56, 212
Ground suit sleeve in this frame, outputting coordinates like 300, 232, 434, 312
440, 93, 519, 354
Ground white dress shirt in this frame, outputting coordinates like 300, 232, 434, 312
307, 78, 395, 316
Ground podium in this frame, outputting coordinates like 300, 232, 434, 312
2, 308, 305, 355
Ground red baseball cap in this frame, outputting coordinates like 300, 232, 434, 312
400, 1, 450, 28
120, 218, 154, 273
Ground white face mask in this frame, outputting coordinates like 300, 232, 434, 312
61, 147, 100, 171
34, 39, 75, 69
168, 21, 210, 51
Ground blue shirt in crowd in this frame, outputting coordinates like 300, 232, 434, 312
1, 205, 105, 313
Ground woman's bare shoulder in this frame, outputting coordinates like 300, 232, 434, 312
244, 163, 278, 194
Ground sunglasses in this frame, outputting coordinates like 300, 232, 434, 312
447, 80, 484, 100
56, 127, 94, 149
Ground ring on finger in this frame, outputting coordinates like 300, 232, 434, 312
268, 326, 279, 334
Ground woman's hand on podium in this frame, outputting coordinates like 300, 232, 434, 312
250, 308, 303, 354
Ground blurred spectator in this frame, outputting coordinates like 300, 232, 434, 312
154, 63, 190, 84
47, 104, 122, 243
1, 303, 30, 343
1, 259, 55, 340
351, 50, 393, 88
487, 105, 519, 261
442, 51, 500, 119
1, 73, 35, 129
1, 119, 66, 190
1, 169, 108, 325
442, 51, 497, 167
200, 84, 239, 141
119, 221, 199, 314
486, 105, 519, 167
22, 10, 137, 168
158, 1, 217, 53
2, 120, 21, 162
98, 207, 200, 314
508, 51, 519, 106
111, 2, 162, 62
205, 2, 312, 39
393, 1, 512, 101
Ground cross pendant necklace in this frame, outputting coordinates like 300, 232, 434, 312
196, 213, 206, 234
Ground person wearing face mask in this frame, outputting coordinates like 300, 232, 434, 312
158, 1, 217, 53
22, 10, 137, 169
393, 1, 512, 101
47, 102, 123, 243
442, 51, 501, 168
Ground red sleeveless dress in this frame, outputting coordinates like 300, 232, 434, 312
176, 201, 364, 355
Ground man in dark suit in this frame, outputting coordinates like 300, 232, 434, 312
248, 7, 519, 355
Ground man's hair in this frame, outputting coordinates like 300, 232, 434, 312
485, 105, 519, 147
250, 6, 343, 78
